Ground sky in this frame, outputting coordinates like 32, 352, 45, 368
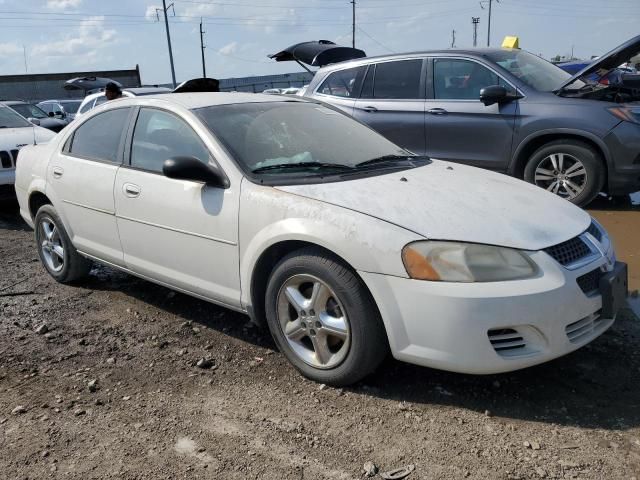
0, 0, 638, 85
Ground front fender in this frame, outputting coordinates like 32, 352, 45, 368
238, 181, 422, 309
509, 127, 613, 175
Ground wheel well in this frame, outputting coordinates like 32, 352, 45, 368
28, 192, 52, 219
512, 134, 608, 185
249, 241, 355, 326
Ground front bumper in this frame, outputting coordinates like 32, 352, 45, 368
360, 249, 624, 375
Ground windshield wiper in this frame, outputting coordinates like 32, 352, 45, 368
355, 154, 416, 168
252, 161, 355, 174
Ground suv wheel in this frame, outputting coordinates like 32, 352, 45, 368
35, 205, 91, 283
265, 247, 388, 386
524, 139, 605, 207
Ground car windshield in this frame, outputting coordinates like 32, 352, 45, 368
0, 105, 33, 128
60, 101, 80, 113
486, 49, 585, 92
195, 102, 411, 176
11, 103, 48, 119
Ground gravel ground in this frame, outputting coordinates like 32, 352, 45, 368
1, 199, 639, 480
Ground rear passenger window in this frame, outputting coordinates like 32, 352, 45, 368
434, 59, 514, 100
69, 108, 130, 163
130, 108, 211, 173
373, 59, 423, 99
78, 100, 94, 114
317, 66, 366, 98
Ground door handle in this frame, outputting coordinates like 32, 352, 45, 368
427, 108, 448, 115
362, 106, 378, 113
52, 167, 63, 179
123, 183, 141, 198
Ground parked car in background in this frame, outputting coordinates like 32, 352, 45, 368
14, 92, 627, 385
281, 87, 301, 95
37, 99, 82, 121
304, 35, 640, 206
0, 104, 55, 198
1, 101, 68, 133
75, 87, 172, 120
262, 88, 282, 94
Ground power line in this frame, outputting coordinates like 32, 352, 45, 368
356, 27, 395, 53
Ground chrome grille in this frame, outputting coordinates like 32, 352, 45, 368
0, 150, 11, 169
543, 236, 592, 266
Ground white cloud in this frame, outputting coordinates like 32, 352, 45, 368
0, 42, 21, 57
31, 16, 118, 59
218, 42, 238, 56
46, 0, 82, 10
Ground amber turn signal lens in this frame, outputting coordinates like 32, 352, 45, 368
402, 246, 441, 281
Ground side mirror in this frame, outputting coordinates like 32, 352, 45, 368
28, 118, 41, 126
48, 112, 55, 117
479, 85, 515, 106
54, 111, 65, 118
162, 156, 229, 189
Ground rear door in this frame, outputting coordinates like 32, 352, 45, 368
424, 57, 518, 170
353, 59, 426, 155
48, 107, 132, 266
114, 107, 241, 307
312, 65, 367, 116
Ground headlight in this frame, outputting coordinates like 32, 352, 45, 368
402, 241, 538, 282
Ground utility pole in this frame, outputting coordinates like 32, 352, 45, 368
351, 0, 356, 48
22, 45, 28, 73
480, 0, 499, 47
472, 17, 480, 47
200, 18, 206, 77
450, 30, 456, 49
157, 0, 177, 88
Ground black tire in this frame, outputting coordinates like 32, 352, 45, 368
523, 139, 605, 207
265, 247, 388, 386
34, 204, 91, 283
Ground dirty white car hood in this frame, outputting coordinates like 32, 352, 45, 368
275, 161, 591, 251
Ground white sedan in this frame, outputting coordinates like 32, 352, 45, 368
14, 93, 628, 386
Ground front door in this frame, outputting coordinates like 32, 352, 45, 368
352, 59, 426, 155
114, 107, 241, 307
48, 107, 131, 266
425, 58, 518, 170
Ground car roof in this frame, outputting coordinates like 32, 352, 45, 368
124, 87, 172, 94
104, 92, 308, 110
316, 47, 521, 71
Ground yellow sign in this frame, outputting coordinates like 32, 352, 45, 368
502, 36, 520, 49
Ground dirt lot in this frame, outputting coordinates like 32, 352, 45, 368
1, 197, 639, 480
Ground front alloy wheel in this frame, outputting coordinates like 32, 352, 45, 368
277, 274, 351, 369
264, 247, 388, 386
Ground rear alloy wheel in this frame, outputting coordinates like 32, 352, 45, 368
265, 247, 388, 386
524, 140, 605, 207
34, 204, 91, 283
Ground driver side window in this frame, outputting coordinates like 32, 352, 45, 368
434, 59, 514, 100
130, 108, 212, 173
